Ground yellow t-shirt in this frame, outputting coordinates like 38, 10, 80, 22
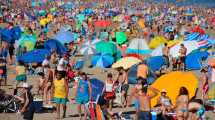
54, 78, 66, 98
16, 66, 26, 75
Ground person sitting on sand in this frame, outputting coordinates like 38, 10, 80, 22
137, 85, 160, 120
188, 99, 205, 120
176, 87, 189, 120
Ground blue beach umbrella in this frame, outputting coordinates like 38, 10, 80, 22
146, 56, 167, 72
44, 39, 67, 54
11, 26, 22, 40
54, 31, 75, 44
91, 53, 114, 68
90, 78, 104, 101
1, 28, 13, 43
17, 49, 50, 63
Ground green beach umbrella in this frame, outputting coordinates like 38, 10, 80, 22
96, 41, 117, 55
115, 32, 127, 45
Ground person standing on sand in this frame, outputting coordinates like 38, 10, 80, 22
178, 44, 187, 71
52, 72, 69, 119
137, 85, 160, 120
75, 72, 92, 120
176, 87, 189, 120
162, 43, 170, 69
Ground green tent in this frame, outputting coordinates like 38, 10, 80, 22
96, 41, 117, 55
115, 32, 127, 45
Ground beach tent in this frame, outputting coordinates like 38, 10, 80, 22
127, 38, 152, 55
17, 49, 50, 63
169, 41, 200, 58
91, 53, 114, 68
149, 36, 167, 49
128, 64, 156, 84
54, 31, 75, 44
96, 41, 117, 55
146, 56, 167, 72
185, 51, 209, 70
150, 71, 198, 107
112, 57, 142, 70
44, 39, 67, 54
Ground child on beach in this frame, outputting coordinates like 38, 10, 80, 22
52, 72, 69, 119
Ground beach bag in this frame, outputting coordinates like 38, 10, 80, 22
104, 92, 115, 100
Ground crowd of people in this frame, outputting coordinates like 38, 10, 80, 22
0, 0, 214, 120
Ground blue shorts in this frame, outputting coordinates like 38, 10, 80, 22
76, 97, 89, 104
138, 111, 151, 120
53, 98, 68, 105
132, 99, 140, 110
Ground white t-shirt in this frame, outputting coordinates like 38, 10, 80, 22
57, 58, 68, 71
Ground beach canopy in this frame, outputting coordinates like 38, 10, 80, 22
127, 38, 151, 55
54, 31, 75, 44
91, 53, 114, 68
208, 82, 215, 100
44, 39, 67, 54
94, 20, 111, 28
112, 57, 142, 70
96, 41, 117, 55
169, 41, 200, 58
185, 51, 209, 70
150, 71, 198, 107
115, 32, 127, 45
149, 36, 167, 49
17, 49, 50, 63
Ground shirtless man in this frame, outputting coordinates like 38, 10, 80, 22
178, 44, 187, 71
176, 87, 189, 120
138, 85, 159, 120
116, 67, 129, 107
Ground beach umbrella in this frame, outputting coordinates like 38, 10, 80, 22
128, 64, 156, 84
54, 31, 75, 44
149, 71, 198, 107
44, 39, 67, 54
192, 26, 205, 35
11, 26, 22, 40
146, 56, 167, 72
185, 32, 200, 41
17, 49, 50, 63
90, 78, 104, 101
149, 36, 167, 49
151, 45, 164, 56
169, 41, 200, 58
18, 34, 37, 51
115, 32, 127, 45
0, 28, 13, 43
127, 38, 152, 55
91, 53, 114, 68
112, 57, 142, 70
185, 51, 209, 70
208, 82, 215, 100
81, 8, 94, 15
94, 20, 111, 28
80, 41, 98, 55
96, 41, 117, 55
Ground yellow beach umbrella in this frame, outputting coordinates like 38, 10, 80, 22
112, 57, 142, 70
167, 39, 183, 48
149, 71, 198, 107
149, 36, 167, 49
